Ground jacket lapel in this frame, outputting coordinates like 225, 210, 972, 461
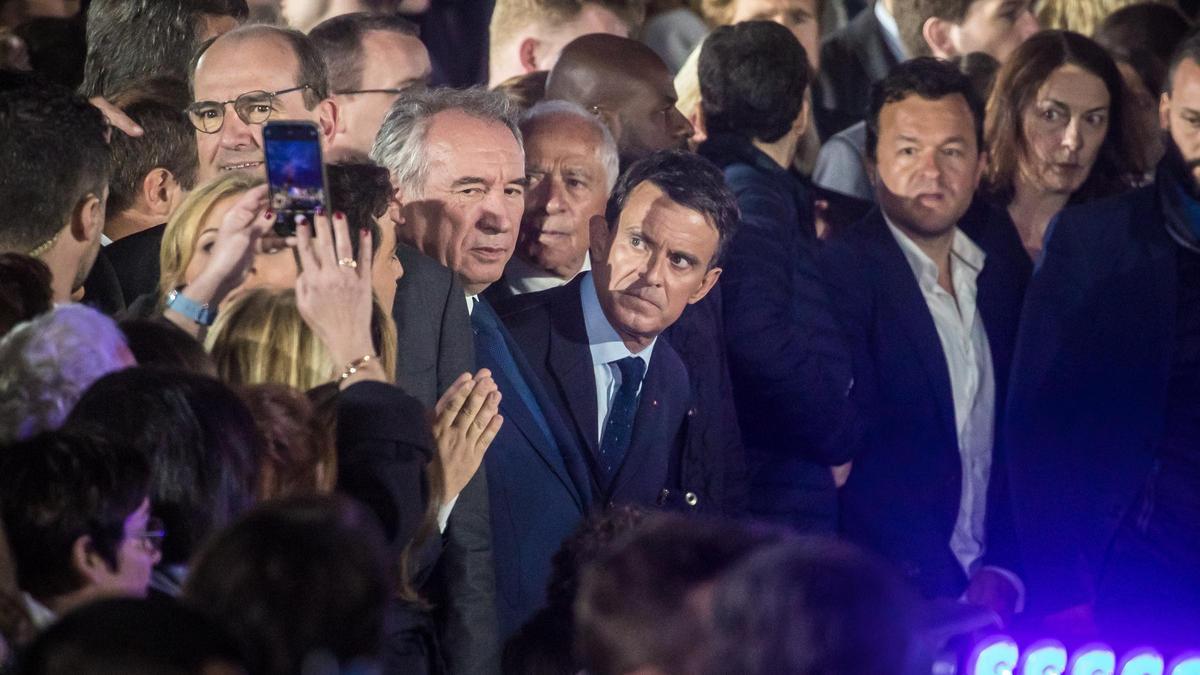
546, 282, 602, 459
866, 212, 959, 447
609, 350, 686, 500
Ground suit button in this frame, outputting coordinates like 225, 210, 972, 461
687, 408, 696, 416
658, 489, 670, 505
652, 399, 659, 407
685, 492, 698, 507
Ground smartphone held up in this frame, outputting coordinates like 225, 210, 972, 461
263, 120, 331, 237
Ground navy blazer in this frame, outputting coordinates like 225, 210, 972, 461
472, 297, 593, 641
700, 133, 857, 533
496, 275, 698, 510
1005, 176, 1180, 615
820, 201, 1030, 598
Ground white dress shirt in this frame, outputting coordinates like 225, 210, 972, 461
579, 272, 656, 443
885, 219, 995, 577
506, 252, 592, 296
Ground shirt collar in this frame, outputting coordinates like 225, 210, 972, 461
465, 293, 479, 315
882, 212, 985, 292
580, 272, 656, 368
874, 1, 908, 63
507, 251, 591, 295
23, 592, 56, 630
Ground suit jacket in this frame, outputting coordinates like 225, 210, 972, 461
105, 224, 165, 306
820, 201, 1030, 598
1004, 167, 1182, 615
471, 297, 593, 644
392, 244, 475, 407
814, 5, 901, 140
700, 133, 857, 533
497, 275, 711, 509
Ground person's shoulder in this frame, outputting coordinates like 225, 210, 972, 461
396, 243, 453, 283
493, 281, 575, 327
1051, 184, 1157, 252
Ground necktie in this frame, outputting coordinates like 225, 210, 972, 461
598, 356, 646, 488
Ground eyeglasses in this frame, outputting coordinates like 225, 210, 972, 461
186, 85, 311, 134
130, 516, 166, 554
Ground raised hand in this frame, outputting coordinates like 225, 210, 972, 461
294, 211, 382, 386
433, 371, 503, 501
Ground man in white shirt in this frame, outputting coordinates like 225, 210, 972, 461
820, 57, 1032, 622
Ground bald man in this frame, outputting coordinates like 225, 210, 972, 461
545, 33, 693, 170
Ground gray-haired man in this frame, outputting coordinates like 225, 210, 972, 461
373, 87, 592, 669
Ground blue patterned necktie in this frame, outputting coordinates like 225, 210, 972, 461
598, 356, 646, 488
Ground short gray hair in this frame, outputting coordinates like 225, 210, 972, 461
0, 305, 134, 444
521, 99, 620, 192
371, 87, 523, 196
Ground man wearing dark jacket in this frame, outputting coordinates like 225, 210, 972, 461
697, 21, 856, 533
821, 59, 1028, 614
1005, 34, 1200, 646
497, 150, 738, 515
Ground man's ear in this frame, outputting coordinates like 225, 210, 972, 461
688, 102, 707, 146
588, 213, 611, 261
1161, 91, 1172, 131
688, 266, 721, 305
318, 98, 339, 146
71, 535, 110, 586
923, 17, 958, 59
141, 167, 180, 220
69, 193, 105, 244
590, 105, 622, 145
974, 149, 988, 187
518, 37, 540, 73
794, 94, 811, 138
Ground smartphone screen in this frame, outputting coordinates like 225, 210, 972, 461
263, 121, 329, 237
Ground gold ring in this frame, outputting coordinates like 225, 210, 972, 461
337, 258, 358, 269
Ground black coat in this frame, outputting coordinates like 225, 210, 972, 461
1005, 166, 1190, 614
820, 201, 1030, 598
700, 133, 856, 533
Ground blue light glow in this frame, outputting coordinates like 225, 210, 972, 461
1022, 640, 1067, 675
972, 636, 1020, 675
1119, 649, 1163, 675
1169, 654, 1200, 675
1068, 644, 1115, 675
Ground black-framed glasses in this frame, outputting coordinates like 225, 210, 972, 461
131, 516, 166, 554
186, 85, 311, 134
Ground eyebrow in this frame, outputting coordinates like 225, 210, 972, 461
450, 176, 488, 188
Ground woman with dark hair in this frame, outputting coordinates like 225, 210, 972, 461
984, 30, 1140, 260
61, 367, 261, 598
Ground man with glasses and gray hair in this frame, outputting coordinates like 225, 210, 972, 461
309, 12, 431, 162
187, 24, 338, 182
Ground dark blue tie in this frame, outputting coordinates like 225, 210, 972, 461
470, 299, 556, 449
598, 356, 646, 488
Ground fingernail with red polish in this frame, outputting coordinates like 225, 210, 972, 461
314, 206, 325, 216
360, 227, 370, 236
335, 211, 346, 220
264, 210, 274, 219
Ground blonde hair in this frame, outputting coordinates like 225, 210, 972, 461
159, 172, 265, 301
206, 287, 398, 390
1035, 0, 1161, 36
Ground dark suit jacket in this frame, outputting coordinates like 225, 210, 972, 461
820, 201, 1030, 598
105, 224, 165, 306
814, 5, 901, 140
700, 133, 856, 533
1004, 170, 1182, 615
497, 275, 712, 509
392, 244, 475, 407
471, 296, 593, 643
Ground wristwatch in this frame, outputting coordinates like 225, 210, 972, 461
165, 288, 216, 326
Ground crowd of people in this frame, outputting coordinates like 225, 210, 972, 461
0, 0, 1199, 673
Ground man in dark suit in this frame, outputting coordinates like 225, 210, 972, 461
697, 22, 856, 533
497, 149, 736, 512
821, 59, 1028, 616
372, 86, 593, 662
1005, 35, 1200, 646
813, 0, 903, 140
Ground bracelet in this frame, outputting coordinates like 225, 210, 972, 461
337, 354, 375, 382
165, 288, 216, 326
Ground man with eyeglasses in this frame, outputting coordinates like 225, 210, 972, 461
309, 12, 432, 162
188, 24, 339, 182
0, 432, 160, 632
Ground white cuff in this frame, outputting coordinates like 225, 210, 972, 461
437, 494, 460, 534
